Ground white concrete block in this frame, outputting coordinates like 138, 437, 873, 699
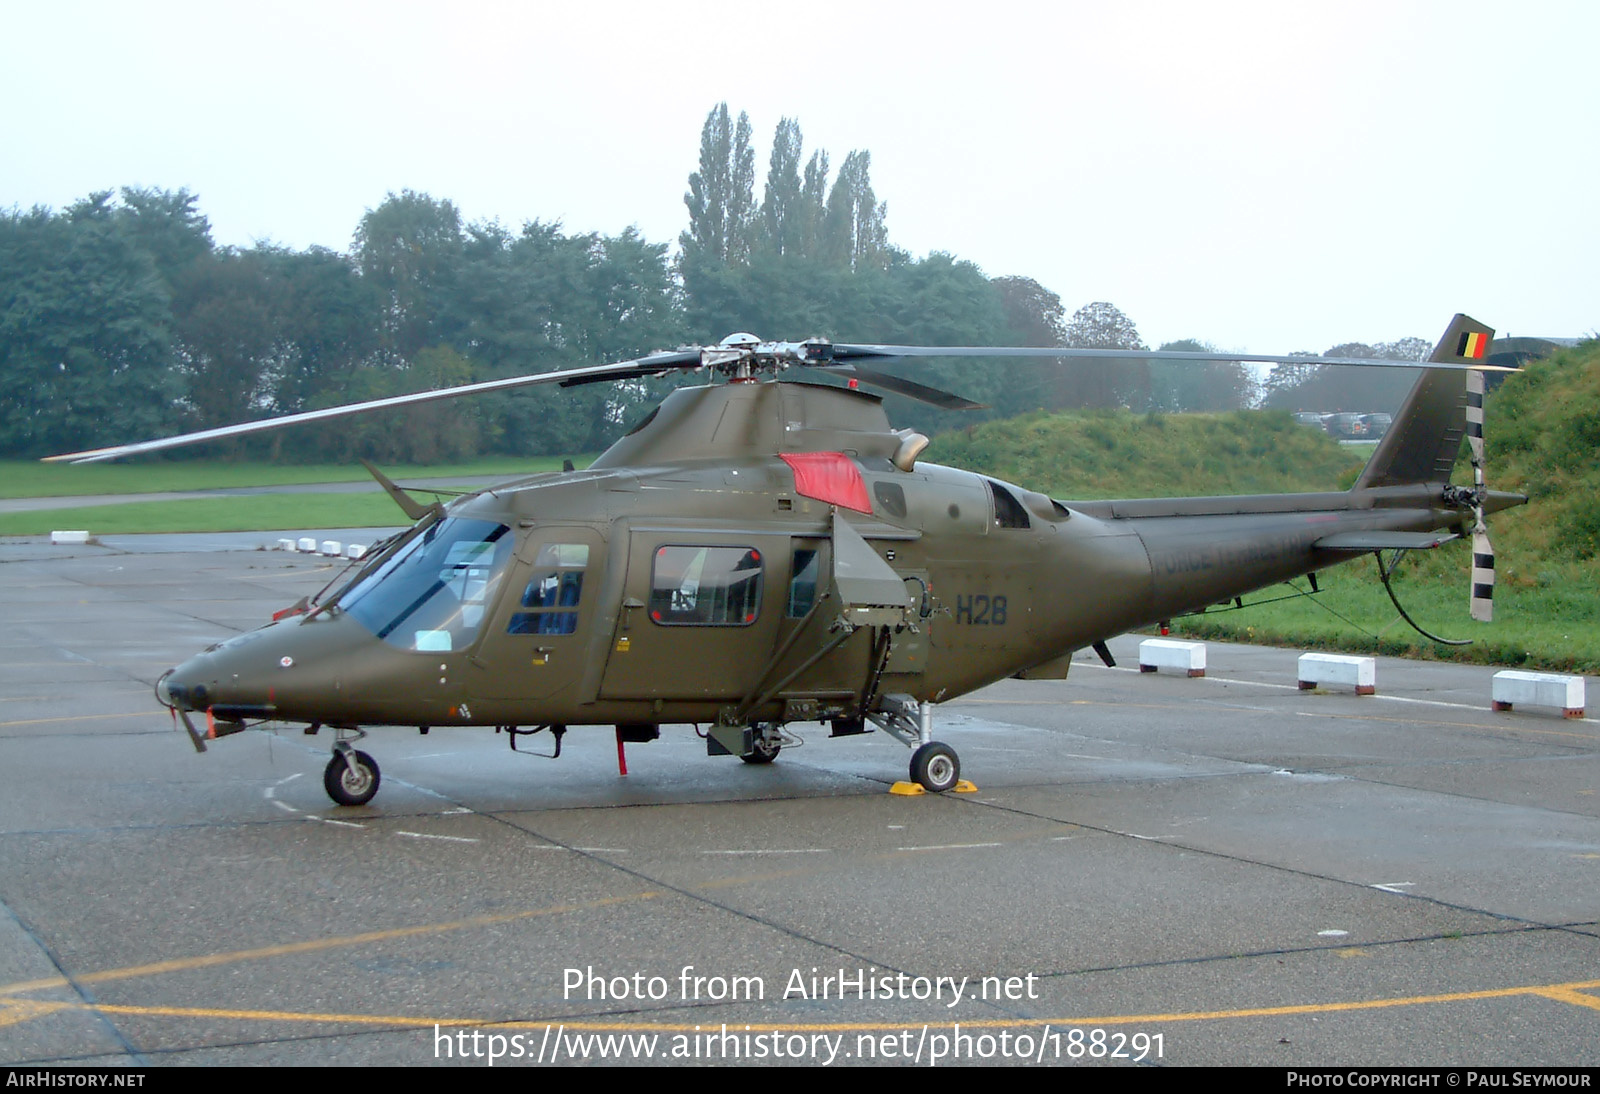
277, 538, 297, 551
1139, 638, 1207, 677
346, 544, 368, 560
296, 537, 317, 553
1297, 652, 1376, 695
1492, 670, 1585, 718
50, 530, 90, 545
320, 540, 342, 556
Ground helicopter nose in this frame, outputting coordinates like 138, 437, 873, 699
155, 666, 211, 711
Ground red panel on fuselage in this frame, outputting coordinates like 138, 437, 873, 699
780, 452, 872, 513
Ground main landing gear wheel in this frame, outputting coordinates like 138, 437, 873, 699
324, 750, 380, 806
740, 733, 782, 765
910, 741, 959, 793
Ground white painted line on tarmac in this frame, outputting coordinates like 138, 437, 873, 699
702, 848, 831, 855
396, 831, 479, 843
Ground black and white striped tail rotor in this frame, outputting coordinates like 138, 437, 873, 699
1466, 370, 1495, 622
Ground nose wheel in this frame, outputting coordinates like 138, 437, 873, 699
325, 746, 380, 806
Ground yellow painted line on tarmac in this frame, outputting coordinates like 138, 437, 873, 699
0, 891, 663, 997
0, 712, 150, 727
14, 976, 1600, 1034
0, 662, 104, 669
1532, 986, 1600, 1011
0, 998, 71, 1028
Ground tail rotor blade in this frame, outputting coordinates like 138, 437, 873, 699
1471, 527, 1495, 622
1466, 369, 1494, 622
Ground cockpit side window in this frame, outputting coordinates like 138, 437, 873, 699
507, 544, 590, 635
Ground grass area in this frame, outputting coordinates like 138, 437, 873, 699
0, 455, 590, 499
931, 407, 1367, 499
1168, 552, 1600, 675
0, 493, 416, 535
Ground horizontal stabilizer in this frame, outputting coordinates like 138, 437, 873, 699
1314, 531, 1459, 551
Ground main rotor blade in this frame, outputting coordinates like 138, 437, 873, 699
830, 344, 1517, 372
812, 364, 987, 411
44, 350, 704, 463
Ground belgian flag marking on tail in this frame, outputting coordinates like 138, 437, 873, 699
1456, 330, 1490, 359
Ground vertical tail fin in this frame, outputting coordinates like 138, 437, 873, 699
1353, 314, 1495, 490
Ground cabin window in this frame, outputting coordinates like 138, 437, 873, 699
873, 481, 907, 518
507, 543, 590, 635
649, 546, 763, 626
788, 548, 820, 617
340, 518, 513, 651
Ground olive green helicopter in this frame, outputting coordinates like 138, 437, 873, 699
48, 315, 1522, 806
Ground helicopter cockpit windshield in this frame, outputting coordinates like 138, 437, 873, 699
338, 518, 513, 652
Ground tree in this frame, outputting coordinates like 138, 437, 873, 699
259, 245, 382, 420
171, 249, 282, 436
1149, 339, 1257, 412
759, 118, 805, 258
681, 104, 756, 267
991, 275, 1066, 414
799, 150, 830, 257
353, 190, 463, 361
1262, 338, 1426, 413
115, 187, 212, 289
1058, 301, 1150, 409
821, 150, 888, 271
0, 197, 178, 456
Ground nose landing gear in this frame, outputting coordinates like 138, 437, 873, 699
325, 733, 380, 806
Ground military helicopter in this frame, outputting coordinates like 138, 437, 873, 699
49, 315, 1522, 806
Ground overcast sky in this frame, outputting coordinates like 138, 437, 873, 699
4, 0, 1595, 354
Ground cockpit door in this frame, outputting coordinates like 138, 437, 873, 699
477, 526, 603, 702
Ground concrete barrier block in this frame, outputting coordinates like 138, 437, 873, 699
346, 544, 367, 560
1492, 670, 1585, 718
277, 538, 297, 551
320, 540, 342, 556
1139, 638, 1206, 677
296, 537, 317, 553
50, 530, 90, 545
1298, 652, 1376, 695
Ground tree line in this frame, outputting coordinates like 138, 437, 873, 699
0, 104, 1424, 462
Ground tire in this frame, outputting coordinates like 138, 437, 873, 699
324, 750, 380, 806
910, 741, 959, 793
741, 733, 781, 765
